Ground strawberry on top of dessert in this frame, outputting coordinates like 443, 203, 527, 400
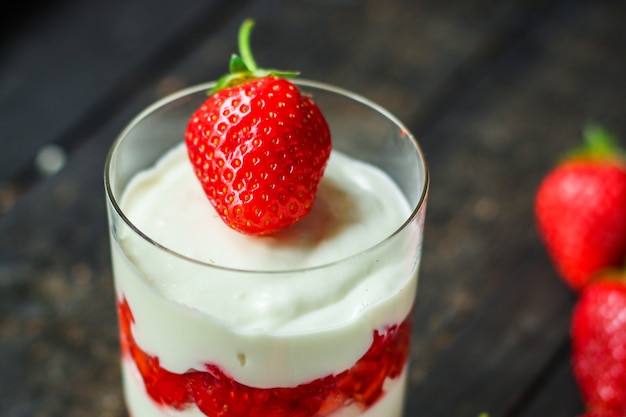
185, 19, 331, 236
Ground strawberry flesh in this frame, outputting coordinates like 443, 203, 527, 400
185, 77, 331, 236
571, 279, 626, 415
534, 161, 626, 290
118, 297, 411, 417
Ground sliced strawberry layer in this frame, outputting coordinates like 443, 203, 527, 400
118, 297, 412, 417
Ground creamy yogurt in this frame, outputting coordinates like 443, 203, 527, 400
121, 142, 410, 272
110, 141, 421, 415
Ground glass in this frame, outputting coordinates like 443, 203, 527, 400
105, 79, 428, 417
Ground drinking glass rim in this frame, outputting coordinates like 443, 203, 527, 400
104, 78, 429, 274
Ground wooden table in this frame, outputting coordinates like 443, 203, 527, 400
1, 0, 624, 416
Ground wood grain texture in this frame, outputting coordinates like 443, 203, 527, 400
1, 0, 624, 415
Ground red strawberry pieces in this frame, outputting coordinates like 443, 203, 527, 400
186, 76, 331, 235
117, 296, 412, 417
571, 278, 626, 415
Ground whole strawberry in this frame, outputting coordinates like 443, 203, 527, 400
185, 19, 331, 235
534, 126, 626, 290
571, 274, 626, 415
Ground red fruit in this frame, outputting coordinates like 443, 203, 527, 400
116, 296, 412, 416
571, 275, 626, 415
534, 126, 626, 290
317, 391, 349, 416
185, 19, 331, 235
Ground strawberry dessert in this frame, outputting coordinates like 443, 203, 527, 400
106, 19, 428, 417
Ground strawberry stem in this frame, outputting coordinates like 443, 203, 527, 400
210, 19, 299, 94
563, 124, 625, 163
583, 124, 621, 158
239, 19, 258, 72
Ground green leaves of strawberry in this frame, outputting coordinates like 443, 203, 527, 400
564, 124, 626, 163
211, 19, 298, 93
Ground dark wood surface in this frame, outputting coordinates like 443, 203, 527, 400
1, 0, 625, 416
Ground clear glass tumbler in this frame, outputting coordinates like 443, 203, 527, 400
105, 80, 428, 417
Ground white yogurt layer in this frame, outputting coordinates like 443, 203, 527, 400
121, 142, 410, 271
111, 141, 422, 391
